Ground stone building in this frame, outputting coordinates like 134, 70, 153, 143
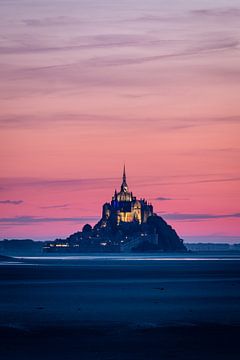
101, 166, 153, 226
43, 166, 186, 253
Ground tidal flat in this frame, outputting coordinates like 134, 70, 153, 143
0, 255, 240, 359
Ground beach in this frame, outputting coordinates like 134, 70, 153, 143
1, 255, 240, 359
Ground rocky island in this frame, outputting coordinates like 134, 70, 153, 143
44, 167, 186, 253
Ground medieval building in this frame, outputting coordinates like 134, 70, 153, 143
101, 166, 153, 226
43, 166, 186, 253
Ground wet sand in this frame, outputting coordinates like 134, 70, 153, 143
0, 256, 240, 359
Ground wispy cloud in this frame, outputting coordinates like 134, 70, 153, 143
153, 196, 189, 201
131, 14, 179, 23
183, 176, 240, 185
0, 113, 119, 129
0, 216, 99, 225
0, 176, 118, 192
87, 38, 239, 67
120, 7, 240, 25
0, 113, 239, 130
154, 197, 173, 201
3, 213, 238, 226
146, 176, 240, 188
192, 8, 240, 19
0, 200, 23, 205
39, 204, 69, 209
0, 34, 173, 56
162, 212, 240, 221
1, 174, 240, 193
23, 16, 83, 27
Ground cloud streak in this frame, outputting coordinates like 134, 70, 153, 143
0, 113, 239, 130
0, 34, 176, 56
192, 8, 240, 19
1, 212, 239, 227
1, 174, 240, 193
87, 38, 239, 67
0, 177, 118, 192
39, 204, 69, 209
154, 197, 173, 201
0, 216, 99, 225
163, 212, 240, 221
0, 200, 23, 205
23, 16, 83, 27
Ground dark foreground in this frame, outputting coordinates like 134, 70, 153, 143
0, 255, 240, 359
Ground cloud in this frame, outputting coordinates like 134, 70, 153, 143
0, 44, 82, 56
208, 67, 240, 82
0, 176, 118, 192
145, 175, 240, 188
120, 7, 240, 26
0, 113, 121, 129
192, 8, 240, 19
39, 204, 69, 209
87, 38, 239, 67
0, 34, 171, 56
154, 197, 173, 201
0, 30, 238, 70
1, 40, 239, 101
0, 112, 239, 130
0, 216, 99, 225
0, 200, 23, 205
131, 14, 178, 23
154, 197, 189, 201
23, 16, 82, 27
184, 176, 240, 185
1, 174, 240, 194
182, 147, 240, 156
162, 212, 240, 221
2, 213, 238, 227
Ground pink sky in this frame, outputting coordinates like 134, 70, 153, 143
0, 0, 240, 242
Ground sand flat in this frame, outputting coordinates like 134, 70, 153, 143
0, 255, 240, 359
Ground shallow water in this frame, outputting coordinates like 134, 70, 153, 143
1, 254, 240, 359
12, 251, 240, 262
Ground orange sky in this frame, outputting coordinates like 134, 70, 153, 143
0, 0, 240, 241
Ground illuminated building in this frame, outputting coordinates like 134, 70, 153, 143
43, 166, 186, 253
101, 166, 153, 226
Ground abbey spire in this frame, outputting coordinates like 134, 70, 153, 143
121, 164, 128, 193
123, 164, 126, 182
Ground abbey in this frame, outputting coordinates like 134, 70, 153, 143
44, 166, 186, 253
101, 166, 153, 226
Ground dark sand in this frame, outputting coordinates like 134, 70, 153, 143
0, 256, 240, 359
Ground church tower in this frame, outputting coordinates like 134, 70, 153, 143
121, 165, 128, 193
116, 165, 132, 202
101, 165, 153, 226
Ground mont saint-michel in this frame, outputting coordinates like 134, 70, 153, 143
44, 167, 186, 253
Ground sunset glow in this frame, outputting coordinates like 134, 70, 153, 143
0, 0, 239, 241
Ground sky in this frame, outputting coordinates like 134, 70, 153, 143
0, 0, 240, 242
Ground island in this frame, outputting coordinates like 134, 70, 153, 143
44, 167, 186, 253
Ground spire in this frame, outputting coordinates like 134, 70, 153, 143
121, 164, 128, 192
123, 164, 126, 183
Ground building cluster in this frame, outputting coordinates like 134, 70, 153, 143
44, 167, 186, 253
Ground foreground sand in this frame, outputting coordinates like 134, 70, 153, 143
0, 256, 240, 359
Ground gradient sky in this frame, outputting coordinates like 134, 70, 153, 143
0, 0, 240, 242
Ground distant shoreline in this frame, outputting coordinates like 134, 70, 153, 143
1, 238, 240, 257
